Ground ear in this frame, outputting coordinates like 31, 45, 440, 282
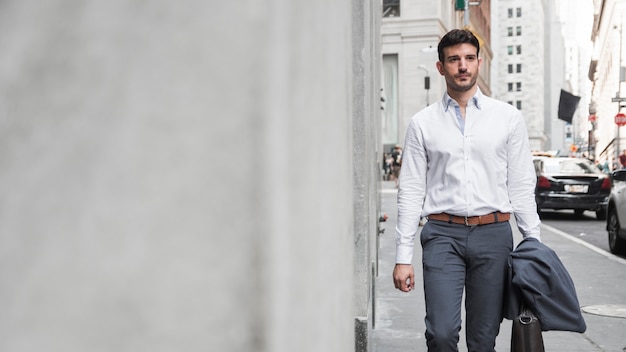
436, 61, 444, 75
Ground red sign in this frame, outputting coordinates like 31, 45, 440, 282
616, 113, 626, 126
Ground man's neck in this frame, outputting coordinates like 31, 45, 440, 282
448, 86, 478, 108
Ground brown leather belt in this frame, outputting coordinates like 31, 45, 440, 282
427, 212, 510, 226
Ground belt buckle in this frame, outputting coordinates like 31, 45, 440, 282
464, 216, 469, 226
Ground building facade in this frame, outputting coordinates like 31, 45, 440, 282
590, 0, 626, 167
493, 0, 549, 151
562, 1, 595, 157
382, 0, 596, 158
493, 0, 595, 155
381, 0, 493, 151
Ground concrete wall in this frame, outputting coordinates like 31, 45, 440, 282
0, 1, 380, 351
352, 1, 382, 350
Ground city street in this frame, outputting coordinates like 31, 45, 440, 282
539, 210, 624, 259
373, 181, 626, 352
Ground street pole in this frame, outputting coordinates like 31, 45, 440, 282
418, 65, 430, 107
589, 101, 597, 161
464, 0, 469, 26
618, 22, 623, 162
462, 0, 482, 27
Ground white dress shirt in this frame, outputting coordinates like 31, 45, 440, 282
395, 89, 541, 264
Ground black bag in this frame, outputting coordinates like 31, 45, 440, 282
511, 307, 545, 352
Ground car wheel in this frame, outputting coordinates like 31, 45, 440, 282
596, 209, 607, 221
574, 209, 585, 217
607, 208, 626, 255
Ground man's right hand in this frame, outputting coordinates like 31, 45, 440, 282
392, 264, 415, 292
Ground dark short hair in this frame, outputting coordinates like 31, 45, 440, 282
437, 29, 480, 62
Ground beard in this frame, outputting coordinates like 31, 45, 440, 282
447, 73, 478, 92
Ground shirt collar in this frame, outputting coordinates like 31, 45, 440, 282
442, 88, 483, 112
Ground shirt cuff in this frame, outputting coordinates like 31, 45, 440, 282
395, 244, 414, 264
522, 233, 541, 242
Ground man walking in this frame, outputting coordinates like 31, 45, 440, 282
392, 29, 541, 351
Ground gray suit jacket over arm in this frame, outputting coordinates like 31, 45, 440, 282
504, 237, 586, 333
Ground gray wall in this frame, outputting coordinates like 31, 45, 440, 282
353, 0, 382, 350
0, 1, 380, 351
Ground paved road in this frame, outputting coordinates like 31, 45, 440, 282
540, 209, 626, 259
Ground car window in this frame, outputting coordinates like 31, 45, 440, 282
546, 159, 596, 174
613, 170, 626, 182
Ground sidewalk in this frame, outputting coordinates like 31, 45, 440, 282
372, 181, 626, 352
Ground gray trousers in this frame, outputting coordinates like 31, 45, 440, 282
420, 220, 513, 352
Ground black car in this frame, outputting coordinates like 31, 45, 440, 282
533, 156, 611, 220
606, 169, 626, 254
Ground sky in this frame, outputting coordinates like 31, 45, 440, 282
559, 0, 594, 46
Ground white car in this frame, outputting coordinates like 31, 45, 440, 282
606, 169, 626, 254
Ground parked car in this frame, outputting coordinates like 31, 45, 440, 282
606, 169, 626, 255
533, 156, 611, 220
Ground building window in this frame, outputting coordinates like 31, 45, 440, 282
508, 8, 513, 18
516, 26, 522, 36
516, 82, 522, 91
516, 100, 522, 110
508, 101, 513, 105
508, 83, 514, 92
508, 27, 513, 36
517, 7, 522, 17
508, 64, 513, 73
517, 64, 522, 73
516, 45, 522, 54
507, 46, 513, 55
383, 0, 400, 17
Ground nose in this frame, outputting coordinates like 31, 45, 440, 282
459, 58, 468, 70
